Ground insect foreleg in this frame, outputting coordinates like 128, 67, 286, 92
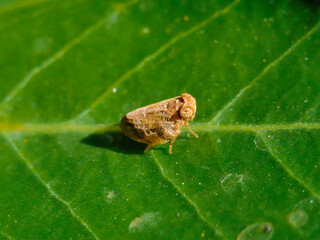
186, 121, 198, 138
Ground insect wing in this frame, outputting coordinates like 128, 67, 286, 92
121, 97, 184, 144
126, 97, 181, 122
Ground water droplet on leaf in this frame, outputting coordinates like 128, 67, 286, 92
287, 197, 320, 235
237, 222, 274, 240
287, 209, 308, 228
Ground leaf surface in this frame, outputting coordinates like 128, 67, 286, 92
0, 0, 319, 239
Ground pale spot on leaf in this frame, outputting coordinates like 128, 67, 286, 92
128, 212, 160, 233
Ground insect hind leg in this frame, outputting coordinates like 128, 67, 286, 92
144, 144, 154, 153
169, 136, 179, 154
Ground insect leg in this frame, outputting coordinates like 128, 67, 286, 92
169, 136, 178, 154
186, 121, 198, 138
144, 144, 154, 153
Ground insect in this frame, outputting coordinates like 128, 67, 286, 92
120, 93, 198, 154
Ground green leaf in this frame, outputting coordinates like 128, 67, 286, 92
0, 0, 319, 239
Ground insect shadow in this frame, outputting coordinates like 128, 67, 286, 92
80, 129, 146, 154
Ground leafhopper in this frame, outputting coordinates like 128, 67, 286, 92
120, 93, 198, 154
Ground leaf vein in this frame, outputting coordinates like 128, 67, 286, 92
4, 134, 100, 240
0, 122, 319, 134
151, 151, 226, 238
0, 16, 109, 109
74, 0, 241, 120
0, 0, 139, 111
0, 230, 15, 240
193, 123, 320, 132
259, 133, 320, 201
0, 0, 53, 14
211, 19, 320, 123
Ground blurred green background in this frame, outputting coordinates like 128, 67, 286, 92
0, 0, 319, 239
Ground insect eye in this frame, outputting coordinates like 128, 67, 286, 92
180, 107, 194, 120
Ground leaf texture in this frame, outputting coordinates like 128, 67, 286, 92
0, 0, 319, 239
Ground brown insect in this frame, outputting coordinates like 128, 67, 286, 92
120, 93, 198, 154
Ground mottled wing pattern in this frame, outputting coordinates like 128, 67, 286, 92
120, 96, 186, 145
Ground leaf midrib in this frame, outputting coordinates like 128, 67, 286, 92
0, 122, 319, 134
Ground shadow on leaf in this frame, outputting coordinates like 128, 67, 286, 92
81, 130, 146, 154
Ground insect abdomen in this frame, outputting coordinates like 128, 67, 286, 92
120, 116, 177, 145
